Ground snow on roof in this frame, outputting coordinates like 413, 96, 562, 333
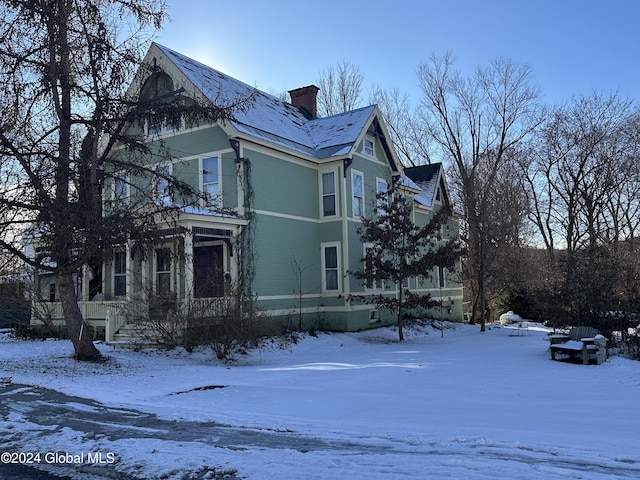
155, 44, 374, 159
403, 164, 442, 208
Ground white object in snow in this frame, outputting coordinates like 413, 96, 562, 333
499, 311, 522, 325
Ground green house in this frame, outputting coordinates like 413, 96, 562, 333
31, 43, 463, 341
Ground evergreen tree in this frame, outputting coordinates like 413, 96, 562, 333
351, 191, 461, 341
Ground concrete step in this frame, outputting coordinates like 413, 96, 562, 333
106, 323, 159, 349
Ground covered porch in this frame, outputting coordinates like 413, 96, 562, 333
30, 210, 249, 345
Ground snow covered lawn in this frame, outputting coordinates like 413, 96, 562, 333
1, 322, 639, 479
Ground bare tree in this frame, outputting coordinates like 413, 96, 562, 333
317, 60, 364, 116
458, 157, 532, 323
416, 52, 544, 331
0, 0, 250, 359
370, 86, 431, 166
525, 93, 640, 322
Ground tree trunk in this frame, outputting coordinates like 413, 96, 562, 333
397, 315, 405, 342
397, 282, 405, 341
57, 273, 100, 360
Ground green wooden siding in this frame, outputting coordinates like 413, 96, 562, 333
247, 149, 319, 219
98, 112, 464, 328
251, 214, 321, 297
172, 158, 199, 205
159, 125, 229, 159
221, 152, 238, 209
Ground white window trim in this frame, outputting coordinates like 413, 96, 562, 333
363, 138, 375, 157
201, 155, 222, 208
321, 242, 341, 293
351, 169, 364, 218
363, 243, 384, 291
155, 247, 173, 294
113, 249, 127, 298
319, 169, 338, 218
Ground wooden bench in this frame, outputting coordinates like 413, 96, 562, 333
549, 326, 607, 365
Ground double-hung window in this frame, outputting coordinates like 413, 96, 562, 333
147, 113, 182, 136
376, 178, 387, 212
352, 170, 364, 218
154, 164, 171, 205
156, 248, 172, 294
113, 173, 128, 202
322, 243, 340, 292
49, 282, 57, 302
202, 156, 220, 207
321, 171, 336, 217
364, 244, 384, 290
114, 250, 127, 297
147, 114, 162, 136
364, 138, 374, 156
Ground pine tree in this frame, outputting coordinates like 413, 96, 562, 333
351, 191, 461, 341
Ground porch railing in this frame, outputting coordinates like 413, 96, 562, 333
31, 301, 127, 322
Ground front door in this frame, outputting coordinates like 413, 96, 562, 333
193, 245, 224, 298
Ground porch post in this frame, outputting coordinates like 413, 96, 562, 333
184, 230, 194, 301
230, 226, 239, 284
81, 264, 91, 302
140, 249, 147, 300
105, 309, 113, 343
126, 240, 133, 302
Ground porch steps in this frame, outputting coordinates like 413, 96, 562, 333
107, 324, 158, 349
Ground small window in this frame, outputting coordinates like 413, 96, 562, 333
322, 243, 340, 292
156, 248, 172, 294
401, 276, 410, 289
147, 114, 162, 136
146, 113, 182, 136
49, 282, 57, 302
369, 310, 379, 324
165, 112, 182, 132
352, 170, 364, 218
202, 156, 220, 207
364, 138, 374, 156
321, 171, 336, 217
438, 265, 446, 289
114, 250, 127, 297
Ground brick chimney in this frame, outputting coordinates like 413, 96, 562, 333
288, 85, 319, 119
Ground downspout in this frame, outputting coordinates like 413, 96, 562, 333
230, 139, 244, 217
342, 158, 352, 306
229, 138, 254, 300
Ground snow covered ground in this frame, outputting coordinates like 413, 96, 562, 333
1, 322, 639, 479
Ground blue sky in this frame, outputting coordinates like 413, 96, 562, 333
156, 0, 639, 107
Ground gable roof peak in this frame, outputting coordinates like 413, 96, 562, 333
146, 44, 397, 164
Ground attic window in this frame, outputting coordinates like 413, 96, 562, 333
364, 138, 374, 157
147, 112, 182, 136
